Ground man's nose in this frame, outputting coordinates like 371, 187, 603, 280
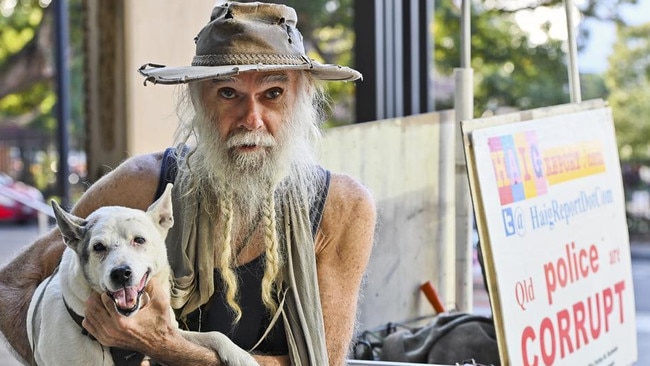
239, 97, 264, 131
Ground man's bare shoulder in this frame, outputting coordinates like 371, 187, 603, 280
316, 172, 376, 255
72, 152, 165, 217
327, 172, 375, 215
115, 152, 164, 178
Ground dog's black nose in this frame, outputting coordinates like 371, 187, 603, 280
110, 265, 132, 286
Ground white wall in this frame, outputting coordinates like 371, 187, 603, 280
124, 0, 215, 155
320, 111, 457, 330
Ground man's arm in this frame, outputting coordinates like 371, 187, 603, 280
0, 228, 65, 362
0, 152, 163, 362
316, 173, 376, 365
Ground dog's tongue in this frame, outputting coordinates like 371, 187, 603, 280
112, 287, 139, 309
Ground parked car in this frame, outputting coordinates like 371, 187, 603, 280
0, 173, 45, 223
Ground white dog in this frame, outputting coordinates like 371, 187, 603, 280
26, 184, 258, 366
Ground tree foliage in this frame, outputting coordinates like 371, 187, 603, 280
0, 0, 85, 147
433, 0, 619, 115
486, 0, 637, 20
0, 0, 52, 121
0, 0, 645, 144
604, 22, 650, 161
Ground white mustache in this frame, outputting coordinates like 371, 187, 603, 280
226, 131, 276, 149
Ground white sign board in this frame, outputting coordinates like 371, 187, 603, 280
463, 104, 637, 366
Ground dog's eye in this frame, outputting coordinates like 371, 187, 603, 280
93, 243, 106, 252
134, 236, 146, 245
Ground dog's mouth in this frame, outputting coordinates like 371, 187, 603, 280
107, 270, 150, 316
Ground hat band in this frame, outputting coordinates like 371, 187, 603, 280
192, 54, 309, 66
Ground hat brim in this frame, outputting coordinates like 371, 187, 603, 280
138, 62, 362, 85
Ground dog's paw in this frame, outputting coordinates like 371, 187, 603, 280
218, 345, 259, 366
180, 330, 259, 366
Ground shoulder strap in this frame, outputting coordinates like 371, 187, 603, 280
154, 148, 331, 239
309, 168, 331, 238
154, 147, 183, 201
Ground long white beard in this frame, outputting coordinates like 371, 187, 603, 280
169, 78, 328, 317
185, 91, 323, 228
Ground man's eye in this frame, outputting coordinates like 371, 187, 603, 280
265, 88, 283, 99
219, 88, 237, 99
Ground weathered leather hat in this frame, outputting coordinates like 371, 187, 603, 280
139, 1, 362, 84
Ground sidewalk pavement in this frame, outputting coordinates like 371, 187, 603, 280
631, 240, 650, 259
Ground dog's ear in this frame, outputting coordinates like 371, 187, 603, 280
147, 183, 174, 232
51, 200, 86, 249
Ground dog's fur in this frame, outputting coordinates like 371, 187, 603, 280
26, 184, 258, 365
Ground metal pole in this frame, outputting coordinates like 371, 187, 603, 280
564, 0, 582, 103
422, 0, 434, 112
375, 0, 385, 119
460, 0, 471, 69
454, 0, 474, 312
54, 0, 71, 208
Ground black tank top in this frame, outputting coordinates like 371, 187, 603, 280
184, 255, 288, 355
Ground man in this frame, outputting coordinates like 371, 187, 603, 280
0, 2, 375, 366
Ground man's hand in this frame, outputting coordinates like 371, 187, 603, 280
82, 276, 174, 351
82, 279, 237, 365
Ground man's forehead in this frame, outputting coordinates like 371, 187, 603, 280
212, 71, 295, 85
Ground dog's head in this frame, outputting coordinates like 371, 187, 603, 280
51, 183, 174, 317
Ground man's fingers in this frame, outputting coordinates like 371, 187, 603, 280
83, 292, 119, 344
143, 277, 171, 312
144, 280, 160, 305
83, 293, 102, 333
100, 291, 117, 312
85, 291, 115, 319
